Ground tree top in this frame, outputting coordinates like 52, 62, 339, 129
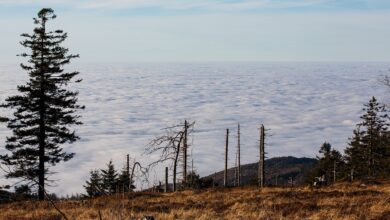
36, 8, 56, 24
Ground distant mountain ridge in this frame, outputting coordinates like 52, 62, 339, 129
204, 156, 317, 187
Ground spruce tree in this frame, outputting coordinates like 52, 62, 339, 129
310, 142, 344, 184
101, 160, 118, 194
345, 97, 390, 179
117, 166, 135, 193
316, 142, 333, 182
84, 170, 103, 197
0, 8, 83, 200
344, 127, 366, 180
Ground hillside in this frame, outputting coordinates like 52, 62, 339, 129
0, 182, 388, 219
204, 156, 317, 187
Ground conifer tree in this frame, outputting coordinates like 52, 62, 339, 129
344, 127, 366, 180
117, 166, 135, 193
345, 97, 390, 179
0, 8, 83, 200
84, 170, 103, 197
101, 160, 118, 194
310, 142, 344, 184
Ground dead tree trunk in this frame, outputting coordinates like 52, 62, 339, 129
183, 120, 188, 185
237, 123, 241, 187
173, 135, 182, 192
126, 154, 130, 191
333, 160, 336, 183
191, 158, 194, 187
165, 167, 168, 192
259, 124, 265, 188
224, 129, 229, 187
275, 174, 278, 186
129, 161, 142, 190
351, 168, 354, 182
173, 133, 184, 191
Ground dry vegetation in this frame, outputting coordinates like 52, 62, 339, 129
0, 182, 389, 220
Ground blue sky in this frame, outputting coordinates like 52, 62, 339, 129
0, 0, 390, 62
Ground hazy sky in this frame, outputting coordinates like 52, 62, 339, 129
0, 0, 390, 62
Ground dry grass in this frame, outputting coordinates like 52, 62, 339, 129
0, 182, 389, 220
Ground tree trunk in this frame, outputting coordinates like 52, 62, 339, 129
333, 160, 336, 183
165, 167, 168, 193
183, 120, 188, 185
126, 154, 130, 191
38, 18, 47, 201
224, 129, 229, 187
259, 124, 265, 188
130, 162, 141, 191
237, 123, 241, 187
173, 134, 183, 191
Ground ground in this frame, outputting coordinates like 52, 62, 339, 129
0, 182, 389, 220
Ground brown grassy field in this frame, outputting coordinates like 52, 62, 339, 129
0, 182, 389, 220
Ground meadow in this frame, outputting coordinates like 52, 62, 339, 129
0, 181, 389, 220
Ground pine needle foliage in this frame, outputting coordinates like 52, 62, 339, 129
345, 97, 390, 179
101, 160, 118, 195
84, 170, 103, 198
0, 8, 83, 200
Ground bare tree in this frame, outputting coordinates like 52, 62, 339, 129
144, 121, 194, 191
129, 161, 149, 190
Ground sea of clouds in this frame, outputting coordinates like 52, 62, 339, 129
0, 62, 389, 195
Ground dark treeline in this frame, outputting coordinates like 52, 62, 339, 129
308, 97, 390, 185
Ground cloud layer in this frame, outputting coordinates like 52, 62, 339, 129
0, 62, 389, 195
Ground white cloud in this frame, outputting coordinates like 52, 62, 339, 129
0, 62, 389, 195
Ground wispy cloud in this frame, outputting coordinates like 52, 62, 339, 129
77, 0, 330, 10
0, 0, 356, 11
1, 0, 390, 12
2, 0, 390, 13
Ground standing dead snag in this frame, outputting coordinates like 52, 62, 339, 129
183, 120, 188, 185
224, 129, 229, 187
144, 121, 195, 191
237, 123, 241, 187
174, 134, 183, 191
259, 124, 265, 188
165, 167, 168, 192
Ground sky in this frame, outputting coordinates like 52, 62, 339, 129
0, 0, 390, 62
